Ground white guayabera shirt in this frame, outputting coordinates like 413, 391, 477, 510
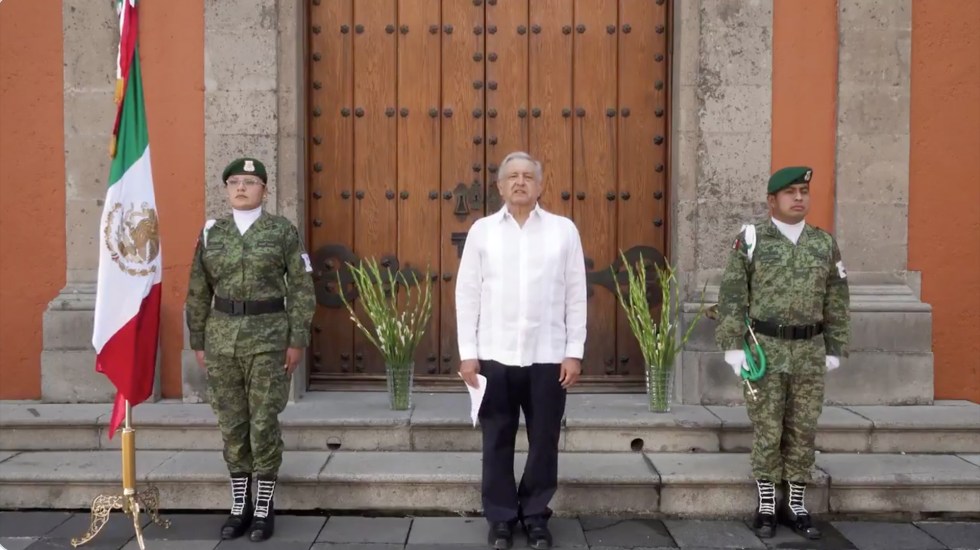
455, 204, 588, 367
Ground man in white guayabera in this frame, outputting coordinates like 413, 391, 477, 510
456, 151, 588, 550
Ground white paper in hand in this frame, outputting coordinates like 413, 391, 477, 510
462, 374, 487, 427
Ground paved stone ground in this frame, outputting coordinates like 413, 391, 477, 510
0, 512, 977, 550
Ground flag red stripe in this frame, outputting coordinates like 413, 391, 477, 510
96, 282, 161, 438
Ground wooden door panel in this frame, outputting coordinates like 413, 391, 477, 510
439, 0, 485, 374
528, 0, 574, 219
308, 0, 671, 387
309, 0, 354, 377
397, 0, 442, 375
573, 0, 619, 378
615, 0, 670, 376
353, 0, 398, 375
485, 0, 529, 206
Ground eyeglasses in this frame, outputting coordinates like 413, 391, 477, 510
226, 178, 264, 187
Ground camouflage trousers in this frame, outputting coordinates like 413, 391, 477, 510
744, 369, 825, 483
206, 350, 290, 477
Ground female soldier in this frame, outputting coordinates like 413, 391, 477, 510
185, 157, 315, 542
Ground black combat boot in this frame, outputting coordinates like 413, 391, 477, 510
779, 481, 822, 540
752, 479, 777, 538
220, 473, 253, 540
249, 476, 277, 542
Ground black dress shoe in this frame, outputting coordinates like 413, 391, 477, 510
780, 510, 822, 540
525, 523, 553, 550
487, 521, 514, 549
752, 512, 777, 538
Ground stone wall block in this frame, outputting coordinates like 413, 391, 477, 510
697, 133, 771, 203
824, 352, 933, 405
839, 29, 911, 86
835, 134, 910, 203
205, 0, 277, 32
205, 91, 278, 136
41, 350, 116, 402
698, 86, 772, 134
64, 134, 113, 201
205, 30, 278, 91
700, 0, 773, 30
837, 84, 910, 137
42, 309, 95, 351
65, 198, 103, 278
63, 0, 117, 90
836, 203, 908, 272
839, 0, 911, 31
699, 25, 771, 87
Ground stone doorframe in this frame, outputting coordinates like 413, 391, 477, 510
45, 0, 931, 406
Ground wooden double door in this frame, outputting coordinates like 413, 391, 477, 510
307, 0, 670, 389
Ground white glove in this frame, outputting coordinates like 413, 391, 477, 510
724, 349, 747, 376
825, 355, 840, 371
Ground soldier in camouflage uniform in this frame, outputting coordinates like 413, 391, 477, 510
715, 166, 850, 540
185, 157, 315, 542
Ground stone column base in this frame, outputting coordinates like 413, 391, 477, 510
41, 283, 161, 403
680, 278, 933, 405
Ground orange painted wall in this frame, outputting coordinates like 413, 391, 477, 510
771, 0, 838, 232
139, 2, 205, 398
0, 0, 65, 398
0, 2, 203, 399
909, 0, 980, 402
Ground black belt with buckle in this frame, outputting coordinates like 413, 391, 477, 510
750, 319, 824, 340
213, 296, 285, 316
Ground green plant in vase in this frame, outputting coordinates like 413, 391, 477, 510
612, 252, 707, 412
339, 258, 433, 410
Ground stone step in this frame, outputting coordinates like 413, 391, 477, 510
1, 450, 978, 518
2, 394, 978, 455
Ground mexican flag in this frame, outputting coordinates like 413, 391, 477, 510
92, 0, 162, 439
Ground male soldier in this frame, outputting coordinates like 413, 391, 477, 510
715, 166, 850, 540
185, 157, 315, 542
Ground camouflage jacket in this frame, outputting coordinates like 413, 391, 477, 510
185, 212, 316, 357
715, 220, 850, 374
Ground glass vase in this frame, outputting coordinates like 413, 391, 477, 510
385, 362, 414, 411
645, 361, 674, 412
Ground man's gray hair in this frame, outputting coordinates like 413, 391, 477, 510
497, 151, 543, 184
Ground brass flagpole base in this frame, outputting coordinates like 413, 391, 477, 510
70, 484, 169, 549
71, 402, 170, 549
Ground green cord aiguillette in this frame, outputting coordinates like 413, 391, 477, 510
740, 317, 766, 400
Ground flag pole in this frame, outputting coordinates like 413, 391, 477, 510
71, 399, 170, 549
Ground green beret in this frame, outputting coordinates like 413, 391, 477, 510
222, 157, 267, 184
767, 166, 812, 194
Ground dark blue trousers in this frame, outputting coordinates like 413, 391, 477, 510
479, 360, 566, 526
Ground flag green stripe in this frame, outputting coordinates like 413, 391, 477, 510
108, 46, 149, 187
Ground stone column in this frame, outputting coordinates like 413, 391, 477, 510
829, 0, 933, 404
182, 0, 307, 402
676, 0, 774, 404
835, 0, 911, 275
41, 0, 126, 402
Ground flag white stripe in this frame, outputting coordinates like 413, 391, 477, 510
92, 146, 162, 353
